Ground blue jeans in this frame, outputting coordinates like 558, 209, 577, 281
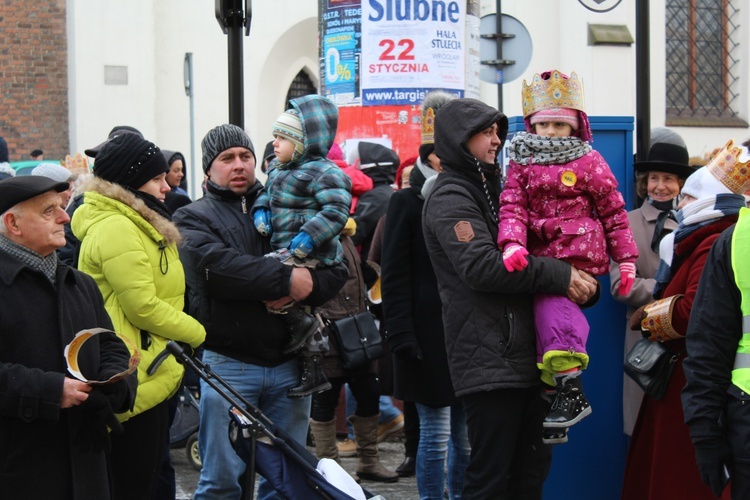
194, 352, 311, 500
345, 385, 402, 438
415, 402, 471, 500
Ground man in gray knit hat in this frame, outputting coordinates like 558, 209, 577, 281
173, 124, 348, 499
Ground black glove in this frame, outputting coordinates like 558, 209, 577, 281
360, 261, 380, 288
388, 332, 422, 360
693, 437, 732, 496
72, 388, 123, 454
98, 379, 130, 413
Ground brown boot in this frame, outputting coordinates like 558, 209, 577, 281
309, 418, 339, 461
349, 414, 399, 483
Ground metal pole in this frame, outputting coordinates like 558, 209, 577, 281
184, 53, 197, 200
227, 0, 244, 128
495, 0, 503, 112
636, 0, 650, 162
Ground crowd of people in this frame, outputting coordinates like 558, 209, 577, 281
3, 66, 750, 500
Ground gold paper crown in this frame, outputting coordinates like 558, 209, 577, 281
420, 90, 455, 145
64, 153, 90, 175
706, 139, 750, 194
421, 107, 437, 145
522, 70, 586, 118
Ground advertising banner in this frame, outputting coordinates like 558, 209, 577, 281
336, 105, 422, 160
360, 0, 466, 105
319, 0, 362, 105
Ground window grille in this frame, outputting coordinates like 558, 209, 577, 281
665, 0, 746, 126
285, 70, 317, 104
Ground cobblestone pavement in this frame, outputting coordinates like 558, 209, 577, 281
174, 436, 419, 499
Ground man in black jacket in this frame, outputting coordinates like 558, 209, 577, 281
422, 98, 597, 499
173, 124, 348, 499
682, 212, 750, 499
0, 176, 136, 499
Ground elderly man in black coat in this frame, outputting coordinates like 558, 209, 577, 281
0, 176, 136, 499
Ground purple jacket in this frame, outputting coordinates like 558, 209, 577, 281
498, 150, 637, 275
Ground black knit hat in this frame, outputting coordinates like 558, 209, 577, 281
261, 141, 275, 174
0, 176, 69, 214
93, 133, 168, 189
201, 124, 255, 173
84, 125, 144, 158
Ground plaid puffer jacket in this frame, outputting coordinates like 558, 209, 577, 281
255, 95, 352, 266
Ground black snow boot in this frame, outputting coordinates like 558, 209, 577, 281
281, 304, 320, 355
287, 355, 331, 398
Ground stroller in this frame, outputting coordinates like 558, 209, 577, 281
169, 384, 201, 471
167, 342, 376, 500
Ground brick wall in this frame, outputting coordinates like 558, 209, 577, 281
0, 0, 69, 162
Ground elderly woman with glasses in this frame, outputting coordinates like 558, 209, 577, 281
609, 129, 696, 436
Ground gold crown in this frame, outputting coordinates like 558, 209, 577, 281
522, 70, 585, 118
420, 90, 455, 145
706, 139, 750, 194
421, 107, 437, 145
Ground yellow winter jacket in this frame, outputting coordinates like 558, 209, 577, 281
72, 178, 205, 421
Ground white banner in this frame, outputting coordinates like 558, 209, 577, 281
360, 0, 466, 105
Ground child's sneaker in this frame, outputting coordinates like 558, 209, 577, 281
542, 427, 568, 445
544, 371, 592, 428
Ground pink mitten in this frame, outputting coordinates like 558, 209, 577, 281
618, 262, 636, 296
503, 243, 529, 272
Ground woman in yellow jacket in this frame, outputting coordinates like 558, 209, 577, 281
72, 133, 205, 499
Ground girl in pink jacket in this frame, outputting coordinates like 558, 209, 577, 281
498, 70, 638, 442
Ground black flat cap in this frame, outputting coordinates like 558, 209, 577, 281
0, 176, 69, 214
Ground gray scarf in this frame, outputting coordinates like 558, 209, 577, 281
0, 234, 58, 285
414, 157, 438, 199
508, 131, 592, 166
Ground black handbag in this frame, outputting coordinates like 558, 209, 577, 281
328, 311, 385, 370
624, 336, 680, 400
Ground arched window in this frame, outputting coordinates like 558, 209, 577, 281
285, 70, 317, 104
665, 0, 746, 126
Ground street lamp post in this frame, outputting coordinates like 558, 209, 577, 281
214, 0, 252, 128
183, 52, 197, 200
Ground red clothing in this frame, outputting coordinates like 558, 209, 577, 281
621, 219, 736, 500
332, 159, 373, 213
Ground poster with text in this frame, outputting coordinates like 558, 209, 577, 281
319, 0, 362, 106
336, 105, 422, 161
360, 0, 466, 105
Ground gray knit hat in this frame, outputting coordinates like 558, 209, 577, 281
32, 163, 73, 182
201, 124, 255, 173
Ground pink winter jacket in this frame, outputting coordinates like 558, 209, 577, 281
498, 150, 638, 275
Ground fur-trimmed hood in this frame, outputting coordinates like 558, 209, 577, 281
72, 177, 182, 245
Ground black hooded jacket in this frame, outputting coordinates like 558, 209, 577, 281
351, 142, 399, 259
422, 99, 571, 396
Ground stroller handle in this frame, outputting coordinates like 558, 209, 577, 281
165, 341, 276, 434
166, 340, 188, 359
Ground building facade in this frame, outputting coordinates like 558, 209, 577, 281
1, 0, 748, 192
